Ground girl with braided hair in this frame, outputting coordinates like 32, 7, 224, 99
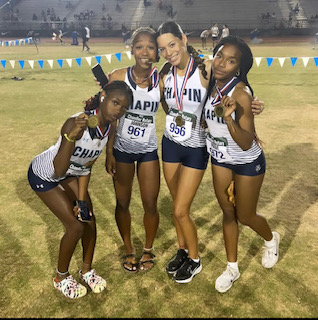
27, 81, 133, 299
203, 36, 279, 293
156, 21, 265, 284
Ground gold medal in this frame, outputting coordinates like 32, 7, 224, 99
214, 104, 225, 118
175, 115, 184, 127
87, 115, 99, 128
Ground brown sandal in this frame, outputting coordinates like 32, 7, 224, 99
139, 251, 156, 272
122, 254, 139, 273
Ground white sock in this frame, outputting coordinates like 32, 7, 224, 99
265, 233, 275, 247
191, 257, 200, 263
183, 249, 189, 254
227, 261, 239, 272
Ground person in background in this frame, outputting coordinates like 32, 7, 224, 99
200, 29, 210, 49
220, 24, 230, 39
27, 81, 133, 299
81, 25, 90, 52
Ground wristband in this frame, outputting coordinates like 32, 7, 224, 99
64, 133, 75, 143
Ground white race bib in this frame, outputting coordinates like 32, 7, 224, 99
122, 112, 154, 143
165, 108, 195, 142
206, 132, 232, 162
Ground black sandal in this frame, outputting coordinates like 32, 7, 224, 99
139, 251, 156, 272
122, 254, 139, 273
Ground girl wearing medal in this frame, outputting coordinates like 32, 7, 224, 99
27, 81, 133, 299
203, 36, 280, 293
105, 27, 163, 273
156, 21, 266, 284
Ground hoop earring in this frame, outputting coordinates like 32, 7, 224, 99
236, 70, 240, 77
100, 96, 105, 103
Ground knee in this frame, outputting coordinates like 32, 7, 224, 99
65, 221, 85, 240
142, 198, 158, 216
173, 205, 188, 223
222, 208, 236, 224
116, 199, 130, 213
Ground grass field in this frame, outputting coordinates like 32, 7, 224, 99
0, 36, 318, 318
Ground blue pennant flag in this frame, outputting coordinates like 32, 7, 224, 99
5, 41, 9, 46
198, 54, 204, 58
38, 60, 44, 69
19, 60, 25, 69
95, 55, 101, 64
313, 57, 318, 66
115, 53, 121, 62
290, 57, 297, 66
15, 40, 19, 45
266, 57, 273, 67
25, 38, 29, 44
1, 60, 6, 68
75, 58, 82, 66
57, 59, 63, 68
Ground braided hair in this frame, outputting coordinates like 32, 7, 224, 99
84, 80, 133, 111
213, 35, 254, 96
156, 21, 207, 79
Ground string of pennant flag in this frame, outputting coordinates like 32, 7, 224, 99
1, 37, 318, 69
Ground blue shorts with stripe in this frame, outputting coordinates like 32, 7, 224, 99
113, 148, 159, 164
162, 136, 209, 170
28, 165, 71, 192
211, 151, 266, 176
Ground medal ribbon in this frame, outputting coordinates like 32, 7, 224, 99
211, 76, 239, 107
173, 56, 194, 112
130, 66, 158, 89
87, 109, 111, 140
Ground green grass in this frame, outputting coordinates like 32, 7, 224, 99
0, 37, 318, 318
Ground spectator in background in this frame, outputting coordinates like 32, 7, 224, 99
221, 24, 230, 39
72, 30, 79, 45
210, 23, 219, 49
81, 25, 90, 52
200, 29, 210, 49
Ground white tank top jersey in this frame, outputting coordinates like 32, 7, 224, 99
163, 61, 207, 148
204, 86, 262, 164
114, 66, 161, 154
31, 111, 110, 182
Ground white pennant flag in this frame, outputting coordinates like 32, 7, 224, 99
28, 60, 34, 69
85, 57, 92, 66
278, 57, 285, 67
255, 57, 262, 67
126, 51, 132, 60
302, 57, 309, 67
66, 59, 72, 67
47, 60, 54, 68
105, 54, 112, 63
9, 60, 15, 68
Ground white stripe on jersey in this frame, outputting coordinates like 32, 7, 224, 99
163, 62, 207, 148
204, 86, 262, 164
31, 113, 109, 181
114, 67, 161, 154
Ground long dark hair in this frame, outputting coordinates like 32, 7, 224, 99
156, 21, 207, 79
84, 80, 133, 111
213, 35, 254, 96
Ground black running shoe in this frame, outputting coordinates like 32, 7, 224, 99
165, 249, 188, 274
174, 257, 202, 283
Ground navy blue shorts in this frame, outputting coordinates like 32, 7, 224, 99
162, 136, 209, 170
211, 151, 266, 176
113, 148, 159, 164
28, 165, 71, 192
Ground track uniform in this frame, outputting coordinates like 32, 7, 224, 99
28, 109, 111, 191
113, 67, 160, 163
162, 57, 209, 170
203, 79, 265, 176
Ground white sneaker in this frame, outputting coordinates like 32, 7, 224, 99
215, 265, 240, 293
262, 231, 280, 268
53, 275, 87, 299
80, 269, 107, 293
